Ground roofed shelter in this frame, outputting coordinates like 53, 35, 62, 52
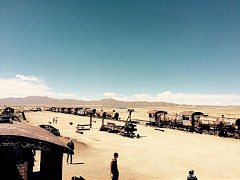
0, 120, 72, 180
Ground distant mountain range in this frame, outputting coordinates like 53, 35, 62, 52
0, 96, 178, 107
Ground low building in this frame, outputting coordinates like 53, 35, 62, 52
0, 120, 72, 180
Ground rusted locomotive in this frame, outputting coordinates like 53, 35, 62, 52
180, 111, 204, 132
67, 107, 74, 114
0, 107, 25, 122
73, 107, 83, 115
95, 110, 106, 118
30, 108, 42, 112
105, 110, 119, 120
85, 108, 96, 116
77, 108, 89, 116
148, 110, 167, 126
61, 107, 67, 113
100, 109, 139, 138
148, 110, 181, 128
148, 110, 240, 138
48, 107, 119, 120
48, 107, 57, 112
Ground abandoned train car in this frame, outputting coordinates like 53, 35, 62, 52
95, 110, 106, 118
0, 107, 25, 122
105, 111, 119, 120
148, 110, 167, 126
85, 109, 96, 116
147, 110, 240, 138
179, 111, 204, 131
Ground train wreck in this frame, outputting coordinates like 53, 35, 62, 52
47, 107, 120, 121
148, 110, 240, 138
42, 106, 240, 139
1, 107, 26, 122
100, 109, 139, 138
148, 110, 168, 127
39, 124, 61, 136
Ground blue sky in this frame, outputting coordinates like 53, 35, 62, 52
0, 0, 240, 105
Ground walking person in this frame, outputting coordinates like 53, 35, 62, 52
110, 152, 119, 180
67, 139, 74, 164
187, 170, 198, 180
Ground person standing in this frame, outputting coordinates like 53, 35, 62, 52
110, 152, 119, 180
187, 170, 198, 180
67, 139, 74, 164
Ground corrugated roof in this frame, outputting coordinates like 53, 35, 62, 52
0, 121, 72, 153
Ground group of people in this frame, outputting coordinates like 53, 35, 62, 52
66, 139, 197, 180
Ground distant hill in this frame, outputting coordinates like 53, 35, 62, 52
0, 96, 178, 107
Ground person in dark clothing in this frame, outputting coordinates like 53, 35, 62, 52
67, 139, 74, 164
110, 152, 119, 180
187, 170, 198, 180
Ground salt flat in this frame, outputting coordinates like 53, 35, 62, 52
26, 111, 240, 180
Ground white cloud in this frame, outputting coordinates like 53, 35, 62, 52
132, 93, 152, 101
155, 91, 240, 105
113, 96, 129, 101
57, 93, 77, 99
0, 75, 77, 99
15, 74, 40, 82
103, 92, 129, 101
104, 92, 117, 97
102, 91, 240, 105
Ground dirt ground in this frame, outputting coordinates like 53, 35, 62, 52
26, 108, 240, 180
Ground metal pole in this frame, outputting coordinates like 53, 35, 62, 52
90, 113, 92, 128
102, 116, 104, 126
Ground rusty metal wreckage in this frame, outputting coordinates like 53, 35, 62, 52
147, 110, 240, 138
47, 106, 138, 138
46, 107, 119, 120
47, 106, 240, 139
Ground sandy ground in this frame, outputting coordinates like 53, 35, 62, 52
26, 109, 240, 180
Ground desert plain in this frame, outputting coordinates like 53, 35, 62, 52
25, 106, 240, 180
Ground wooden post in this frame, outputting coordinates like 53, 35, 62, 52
40, 151, 63, 180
